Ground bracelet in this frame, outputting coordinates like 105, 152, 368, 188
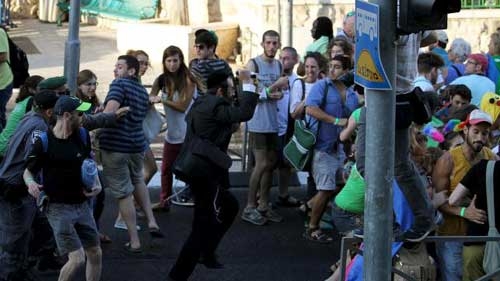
265, 87, 271, 97
26, 178, 35, 185
460, 207, 466, 217
334, 117, 340, 125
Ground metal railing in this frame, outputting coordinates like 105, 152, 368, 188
339, 235, 500, 281
461, 0, 500, 8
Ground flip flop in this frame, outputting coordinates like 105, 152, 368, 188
99, 233, 112, 244
149, 227, 165, 238
124, 242, 142, 253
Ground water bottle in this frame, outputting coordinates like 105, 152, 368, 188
81, 158, 98, 192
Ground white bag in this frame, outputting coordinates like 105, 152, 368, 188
143, 106, 164, 142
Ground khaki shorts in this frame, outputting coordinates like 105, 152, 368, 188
249, 132, 279, 150
101, 150, 145, 199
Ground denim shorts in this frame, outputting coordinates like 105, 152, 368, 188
100, 150, 144, 199
312, 150, 345, 191
46, 201, 99, 255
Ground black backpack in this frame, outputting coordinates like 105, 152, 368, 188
6, 36, 30, 88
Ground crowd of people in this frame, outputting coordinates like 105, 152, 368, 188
0, 11, 500, 281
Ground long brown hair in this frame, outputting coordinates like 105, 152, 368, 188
161, 46, 194, 101
17, 75, 44, 102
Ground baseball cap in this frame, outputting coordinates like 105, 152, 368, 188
54, 96, 91, 116
467, 53, 488, 72
33, 90, 59, 110
466, 109, 493, 126
38, 76, 67, 90
436, 30, 448, 44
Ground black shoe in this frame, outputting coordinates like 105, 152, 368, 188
199, 255, 224, 269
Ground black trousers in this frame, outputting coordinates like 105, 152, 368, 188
169, 173, 239, 281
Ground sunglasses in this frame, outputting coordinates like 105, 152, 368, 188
194, 44, 206, 50
346, 11, 355, 17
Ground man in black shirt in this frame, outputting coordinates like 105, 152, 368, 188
449, 159, 500, 280
24, 95, 102, 281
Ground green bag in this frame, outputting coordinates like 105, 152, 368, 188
283, 119, 316, 171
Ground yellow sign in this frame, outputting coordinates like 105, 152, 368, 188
356, 49, 384, 82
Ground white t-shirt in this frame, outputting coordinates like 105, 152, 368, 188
413, 75, 434, 92
289, 79, 317, 114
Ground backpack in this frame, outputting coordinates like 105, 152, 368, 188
39, 127, 89, 153
393, 243, 436, 281
6, 36, 30, 88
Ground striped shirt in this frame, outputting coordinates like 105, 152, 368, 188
189, 58, 233, 94
99, 77, 148, 153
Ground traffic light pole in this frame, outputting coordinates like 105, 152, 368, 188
363, 0, 396, 280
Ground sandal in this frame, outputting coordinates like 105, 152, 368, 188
124, 242, 142, 253
303, 228, 333, 244
149, 227, 165, 238
276, 195, 302, 207
99, 233, 112, 244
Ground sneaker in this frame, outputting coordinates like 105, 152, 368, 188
171, 195, 195, 207
241, 207, 267, 226
396, 227, 434, 243
260, 208, 284, 223
114, 220, 141, 231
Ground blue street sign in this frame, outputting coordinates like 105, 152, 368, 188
354, 0, 392, 90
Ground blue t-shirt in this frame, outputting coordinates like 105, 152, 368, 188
305, 79, 358, 153
445, 63, 465, 85
99, 77, 149, 153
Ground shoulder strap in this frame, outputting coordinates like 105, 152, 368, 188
321, 79, 329, 109
40, 132, 48, 153
486, 160, 496, 229
451, 64, 462, 78
300, 78, 306, 101
251, 58, 259, 73
79, 127, 88, 146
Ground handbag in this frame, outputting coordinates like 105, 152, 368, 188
172, 116, 232, 184
483, 160, 500, 279
143, 105, 164, 142
283, 119, 316, 171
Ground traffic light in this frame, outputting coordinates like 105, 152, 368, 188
397, 0, 461, 35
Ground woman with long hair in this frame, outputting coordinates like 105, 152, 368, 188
0, 75, 44, 158
150, 45, 196, 210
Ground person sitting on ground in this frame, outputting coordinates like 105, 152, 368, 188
435, 84, 472, 123
445, 38, 471, 85
450, 53, 495, 105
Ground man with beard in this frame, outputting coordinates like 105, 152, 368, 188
24, 95, 102, 281
414, 52, 445, 92
241, 30, 289, 225
432, 109, 499, 281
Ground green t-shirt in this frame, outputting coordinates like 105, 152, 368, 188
335, 164, 365, 214
0, 29, 13, 89
0, 96, 31, 156
351, 107, 361, 124
305, 36, 330, 59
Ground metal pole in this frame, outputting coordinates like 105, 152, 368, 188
276, 0, 281, 36
64, 0, 81, 95
282, 0, 292, 46
363, 0, 396, 280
